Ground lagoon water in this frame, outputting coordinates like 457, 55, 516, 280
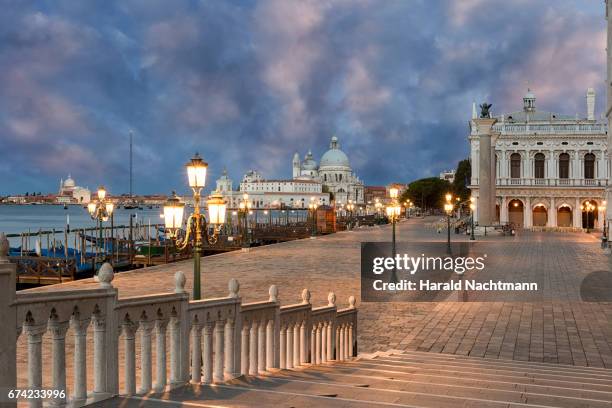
0, 204, 163, 247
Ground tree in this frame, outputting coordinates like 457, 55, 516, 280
400, 177, 451, 210
452, 159, 471, 201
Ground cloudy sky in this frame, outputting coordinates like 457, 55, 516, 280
0, 0, 606, 195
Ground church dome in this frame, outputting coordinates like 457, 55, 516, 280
64, 176, 75, 188
301, 150, 318, 170
320, 136, 350, 169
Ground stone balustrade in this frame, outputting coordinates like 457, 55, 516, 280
0, 233, 358, 408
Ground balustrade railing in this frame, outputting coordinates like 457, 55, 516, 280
495, 178, 608, 187
0, 233, 358, 407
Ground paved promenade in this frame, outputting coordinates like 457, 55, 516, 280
21, 217, 612, 377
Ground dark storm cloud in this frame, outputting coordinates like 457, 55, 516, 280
0, 0, 605, 194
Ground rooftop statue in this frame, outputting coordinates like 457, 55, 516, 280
479, 103, 492, 118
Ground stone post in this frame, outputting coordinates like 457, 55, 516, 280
154, 319, 168, 392
474, 118, 498, 226
202, 323, 213, 384
48, 319, 69, 407
70, 318, 90, 405
213, 320, 225, 383
0, 234, 16, 408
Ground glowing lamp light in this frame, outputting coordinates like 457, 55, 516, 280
163, 193, 185, 232
87, 202, 96, 215
445, 193, 452, 203
389, 187, 399, 199
444, 203, 453, 214
470, 203, 476, 211
207, 191, 227, 225
105, 202, 114, 215
513, 202, 519, 207
97, 186, 107, 201
186, 153, 208, 189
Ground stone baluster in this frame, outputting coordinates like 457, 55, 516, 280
139, 320, 154, 393
321, 322, 327, 362
348, 323, 354, 358
122, 319, 138, 396
299, 321, 307, 365
286, 323, 294, 369
92, 316, 106, 394
70, 318, 90, 404
257, 319, 266, 374
24, 324, 46, 408
191, 322, 203, 383
240, 323, 249, 375
202, 323, 214, 384
315, 323, 322, 364
266, 320, 274, 370
310, 325, 316, 364
49, 319, 69, 407
279, 325, 287, 369
340, 325, 346, 361
334, 325, 342, 361
170, 317, 181, 384
300, 289, 311, 365
293, 324, 300, 367
248, 321, 258, 375
154, 319, 168, 392
224, 318, 235, 379
213, 320, 225, 383
326, 321, 333, 361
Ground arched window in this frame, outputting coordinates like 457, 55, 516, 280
534, 153, 545, 179
559, 153, 570, 179
339, 174, 343, 181
584, 153, 595, 179
510, 153, 521, 178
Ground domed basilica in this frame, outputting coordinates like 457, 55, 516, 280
293, 136, 364, 204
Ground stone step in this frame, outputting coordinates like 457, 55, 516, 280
221, 374, 611, 408
269, 365, 612, 408
354, 358, 612, 388
274, 363, 612, 402
326, 360, 612, 393
373, 354, 612, 381
390, 350, 612, 377
95, 385, 399, 408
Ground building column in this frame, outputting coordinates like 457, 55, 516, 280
475, 118, 497, 226
549, 197, 557, 227
500, 196, 509, 224
574, 197, 582, 228
524, 196, 532, 228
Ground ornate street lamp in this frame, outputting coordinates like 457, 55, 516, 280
581, 201, 595, 233
444, 193, 454, 254
163, 153, 227, 300
386, 200, 401, 284
346, 200, 355, 229
602, 201, 608, 241
239, 193, 252, 248
469, 197, 476, 241
309, 197, 319, 237
88, 185, 115, 271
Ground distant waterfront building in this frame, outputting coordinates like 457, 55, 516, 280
292, 136, 365, 204
469, 89, 608, 229
58, 175, 91, 204
439, 170, 456, 183
215, 168, 329, 209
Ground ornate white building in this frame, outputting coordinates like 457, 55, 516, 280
215, 169, 329, 209
57, 175, 91, 204
292, 136, 365, 204
469, 89, 608, 229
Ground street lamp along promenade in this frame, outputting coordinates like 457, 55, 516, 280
386, 187, 401, 283
580, 201, 596, 234
88, 186, 115, 275
308, 196, 319, 237
239, 193, 252, 249
163, 153, 227, 300
469, 196, 476, 240
444, 193, 454, 254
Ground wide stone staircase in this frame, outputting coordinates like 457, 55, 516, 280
95, 350, 612, 408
